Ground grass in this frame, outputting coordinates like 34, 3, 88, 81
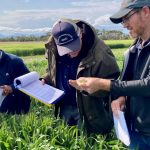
0, 41, 45, 56
22, 55, 46, 63
0, 41, 45, 50
0, 40, 132, 57
104, 39, 132, 45
0, 41, 130, 150
105, 40, 133, 49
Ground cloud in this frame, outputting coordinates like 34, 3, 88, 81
0, 0, 120, 26
20, 0, 31, 3
0, 26, 50, 34
71, 0, 120, 7
0, 0, 122, 34
93, 15, 112, 26
1, 4, 117, 27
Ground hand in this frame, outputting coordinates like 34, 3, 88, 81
69, 77, 111, 94
111, 96, 126, 117
1, 85, 13, 96
41, 79, 45, 85
68, 79, 83, 91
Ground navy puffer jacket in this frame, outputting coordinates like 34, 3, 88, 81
0, 50, 31, 114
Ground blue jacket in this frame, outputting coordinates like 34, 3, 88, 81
0, 50, 30, 114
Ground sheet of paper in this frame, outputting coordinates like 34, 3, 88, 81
14, 72, 64, 105
0, 88, 6, 106
19, 80, 64, 105
14, 71, 39, 88
113, 110, 130, 146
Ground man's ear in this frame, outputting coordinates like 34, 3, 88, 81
142, 6, 150, 18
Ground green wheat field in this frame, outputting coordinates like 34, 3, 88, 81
0, 40, 132, 150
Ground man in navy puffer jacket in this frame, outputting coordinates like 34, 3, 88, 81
0, 50, 30, 114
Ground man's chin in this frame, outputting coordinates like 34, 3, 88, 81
129, 31, 138, 39
68, 54, 78, 58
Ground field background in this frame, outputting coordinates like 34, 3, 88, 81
0, 40, 132, 150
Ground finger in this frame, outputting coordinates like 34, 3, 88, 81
75, 81, 89, 92
69, 80, 84, 91
69, 80, 79, 88
68, 80, 76, 86
41, 79, 45, 85
120, 104, 125, 111
111, 100, 121, 109
111, 103, 118, 116
113, 109, 119, 117
77, 78, 87, 84
2, 90, 7, 96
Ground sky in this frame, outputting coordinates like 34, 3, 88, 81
0, 0, 128, 36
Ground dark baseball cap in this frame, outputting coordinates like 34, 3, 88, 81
110, 0, 150, 24
51, 19, 81, 56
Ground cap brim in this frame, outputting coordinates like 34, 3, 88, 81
110, 8, 133, 24
56, 37, 81, 56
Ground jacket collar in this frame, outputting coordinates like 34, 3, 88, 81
0, 50, 2, 60
0, 50, 5, 64
133, 37, 150, 50
45, 36, 58, 58
78, 25, 99, 67
140, 37, 150, 48
79, 48, 95, 67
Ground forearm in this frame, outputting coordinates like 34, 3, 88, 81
97, 78, 111, 91
110, 77, 150, 96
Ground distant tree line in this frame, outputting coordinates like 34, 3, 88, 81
97, 30, 130, 40
0, 32, 51, 42
0, 30, 130, 42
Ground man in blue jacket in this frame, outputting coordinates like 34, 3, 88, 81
0, 50, 31, 114
69, 0, 150, 149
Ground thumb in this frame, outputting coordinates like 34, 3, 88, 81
113, 109, 119, 118
69, 79, 82, 90
41, 79, 45, 85
68, 79, 77, 86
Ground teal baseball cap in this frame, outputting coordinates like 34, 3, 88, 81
110, 0, 150, 24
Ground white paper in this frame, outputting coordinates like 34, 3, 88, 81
14, 71, 39, 88
0, 88, 6, 106
113, 110, 130, 146
14, 72, 64, 105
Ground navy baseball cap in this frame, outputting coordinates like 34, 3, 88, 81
52, 19, 81, 56
110, 0, 150, 24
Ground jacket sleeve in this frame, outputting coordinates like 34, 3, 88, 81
110, 76, 150, 97
41, 70, 51, 85
89, 42, 120, 98
41, 46, 51, 84
41, 36, 57, 86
